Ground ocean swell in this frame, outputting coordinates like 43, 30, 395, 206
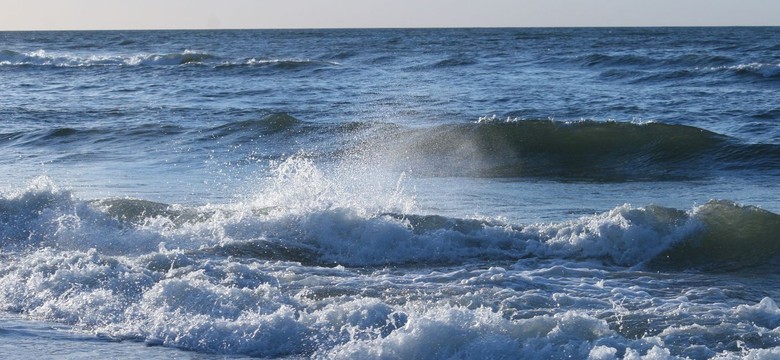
4, 116, 776, 182
358, 119, 779, 181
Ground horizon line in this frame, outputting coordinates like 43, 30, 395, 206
1, 24, 778, 32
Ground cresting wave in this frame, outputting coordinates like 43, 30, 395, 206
358, 118, 780, 181
1, 162, 778, 270
0, 167, 779, 357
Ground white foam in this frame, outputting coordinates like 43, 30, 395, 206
0, 49, 215, 67
3, 171, 780, 357
0, 166, 716, 268
521, 204, 706, 266
326, 305, 621, 359
713, 347, 780, 360
623, 346, 679, 360
734, 297, 780, 329
1, 217, 777, 358
589, 345, 619, 360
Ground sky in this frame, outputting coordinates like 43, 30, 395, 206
0, 0, 778, 31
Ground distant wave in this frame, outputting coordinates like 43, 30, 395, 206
0, 113, 305, 149
578, 53, 737, 69
579, 53, 659, 68
243, 58, 340, 69
573, 52, 779, 83
725, 62, 780, 79
432, 57, 479, 68
633, 62, 780, 83
0, 123, 186, 149
403, 56, 479, 71
199, 113, 306, 146
130, 50, 217, 66
0, 49, 340, 69
0, 49, 217, 67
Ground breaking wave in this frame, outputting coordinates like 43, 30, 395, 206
0, 160, 779, 357
2, 161, 778, 270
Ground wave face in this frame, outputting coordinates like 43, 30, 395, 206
355, 119, 780, 181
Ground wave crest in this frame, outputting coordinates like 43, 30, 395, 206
2, 173, 777, 271
0, 49, 217, 67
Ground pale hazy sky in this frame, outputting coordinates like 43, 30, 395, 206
1, 0, 778, 31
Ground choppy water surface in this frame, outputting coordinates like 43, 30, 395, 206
0, 27, 779, 359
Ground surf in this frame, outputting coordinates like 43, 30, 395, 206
3, 162, 778, 271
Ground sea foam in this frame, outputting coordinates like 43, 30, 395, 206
2, 159, 779, 269
0, 161, 779, 357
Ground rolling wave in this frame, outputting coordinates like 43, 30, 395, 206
727, 62, 780, 79
1, 173, 778, 271
360, 119, 780, 181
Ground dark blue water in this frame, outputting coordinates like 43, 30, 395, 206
0, 28, 779, 359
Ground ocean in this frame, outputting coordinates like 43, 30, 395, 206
0, 27, 779, 359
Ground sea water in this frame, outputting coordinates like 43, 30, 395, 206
0, 27, 779, 359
